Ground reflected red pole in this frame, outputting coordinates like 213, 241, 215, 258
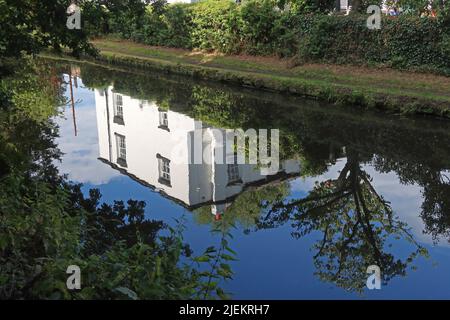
69, 75, 77, 136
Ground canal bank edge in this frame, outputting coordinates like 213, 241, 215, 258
41, 51, 450, 119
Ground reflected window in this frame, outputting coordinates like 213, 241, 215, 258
115, 133, 127, 167
227, 153, 241, 185
158, 109, 169, 131
157, 154, 171, 186
227, 163, 240, 183
113, 93, 124, 125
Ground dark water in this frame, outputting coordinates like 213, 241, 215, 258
53, 61, 450, 299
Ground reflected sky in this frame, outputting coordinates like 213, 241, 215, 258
54, 75, 121, 185
291, 161, 440, 246
53, 71, 450, 299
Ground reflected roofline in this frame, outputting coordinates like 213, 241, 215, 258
98, 157, 301, 212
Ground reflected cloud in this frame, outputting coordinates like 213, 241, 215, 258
361, 165, 435, 245
54, 75, 121, 185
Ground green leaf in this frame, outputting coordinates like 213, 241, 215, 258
193, 255, 210, 263
220, 254, 238, 261
204, 246, 217, 254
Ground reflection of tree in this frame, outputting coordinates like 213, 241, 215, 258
374, 156, 450, 243
194, 182, 290, 231
257, 151, 427, 292
420, 173, 450, 241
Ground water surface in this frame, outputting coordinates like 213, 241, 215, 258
54, 61, 450, 299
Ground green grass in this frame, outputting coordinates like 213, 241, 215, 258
92, 39, 450, 100
93, 39, 283, 73
58, 38, 450, 117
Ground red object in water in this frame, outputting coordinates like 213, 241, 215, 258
215, 213, 222, 221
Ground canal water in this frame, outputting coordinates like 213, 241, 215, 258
53, 61, 450, 299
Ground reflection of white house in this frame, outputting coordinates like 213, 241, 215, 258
95, 86, 300, 213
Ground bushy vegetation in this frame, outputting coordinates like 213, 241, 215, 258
295, 14, 450, 72
0, 0, 96, 57
99, 0, 450, 73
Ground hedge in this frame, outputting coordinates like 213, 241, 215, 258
108, 0, 450, 74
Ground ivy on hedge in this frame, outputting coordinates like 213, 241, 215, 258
109, 0, 450, 74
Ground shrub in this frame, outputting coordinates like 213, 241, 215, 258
189, 0, 239, 53
295, 14, 450, 73
237, 0, 282, 54
105, 0, 450, 74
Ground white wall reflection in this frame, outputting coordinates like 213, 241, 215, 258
95, 86, 301, 212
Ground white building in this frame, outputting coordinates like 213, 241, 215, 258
95, 86, 301, 213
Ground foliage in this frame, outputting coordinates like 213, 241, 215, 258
80, 1, 110, 36
192, 222, 237, 299
99, 0, 450, 74
295, 14, 450, 73
0, 59, 63, 121
238, 0, 284, 55
189, 0, 239, 53
101, 0, 151, 40
0, 0, 96, 58
283, 0, 336, 13
0, 59, 64, 181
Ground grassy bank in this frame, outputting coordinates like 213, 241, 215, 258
55, 38, 450, 118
